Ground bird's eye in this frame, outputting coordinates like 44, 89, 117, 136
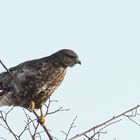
65, 53, 77, 59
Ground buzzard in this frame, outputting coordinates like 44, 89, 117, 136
0, 49, 81, 125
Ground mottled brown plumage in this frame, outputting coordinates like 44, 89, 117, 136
0, 49, 81, 109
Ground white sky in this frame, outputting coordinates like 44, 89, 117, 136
0, 0, 140, 140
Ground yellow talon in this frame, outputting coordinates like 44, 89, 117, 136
30, 101, 35, 112
39, 107, 45, 126
40, 115, 45, 126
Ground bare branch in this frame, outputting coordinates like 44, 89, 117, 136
69, 105, 140, 140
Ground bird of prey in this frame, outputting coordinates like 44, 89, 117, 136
0, 49, 81, 125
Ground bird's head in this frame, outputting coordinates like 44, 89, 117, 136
50, 49, 81, 68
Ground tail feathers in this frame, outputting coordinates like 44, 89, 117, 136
0, 90, 5, 96
0, 91, 13, 107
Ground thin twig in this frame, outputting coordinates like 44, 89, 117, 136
0, 110, 19, 140
48, 107, 70, 115
19, 110, 34, 138
0, 137, 6, 140
61, 116, 77, 140
90, 119, 121, 140
44, 98, 51, 116
125, 115, 140, 126
0, 60, 14, 78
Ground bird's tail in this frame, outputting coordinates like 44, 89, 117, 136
0, 91, 13, 107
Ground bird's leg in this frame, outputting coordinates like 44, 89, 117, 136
30, 101, 45, 126
39, 107, 45, 126
30, 101, 35, 112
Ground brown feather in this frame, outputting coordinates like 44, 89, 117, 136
0, 49, 80, 109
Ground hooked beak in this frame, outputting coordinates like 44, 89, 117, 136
76, 58, 81, 65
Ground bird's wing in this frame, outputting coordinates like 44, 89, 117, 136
0, 71, 14, 106
0, 59, 38, 106
0, 57, 51, 107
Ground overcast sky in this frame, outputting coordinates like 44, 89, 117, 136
0, 0, 140, 140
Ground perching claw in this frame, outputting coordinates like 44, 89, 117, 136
30, 101, 35, 112
39, 107, 45, 126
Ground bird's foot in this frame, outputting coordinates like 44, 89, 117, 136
39, 114, 45, 126
30, 101, 35, 112
39, 107, 45, 126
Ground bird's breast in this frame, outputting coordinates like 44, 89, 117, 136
33, 68, 67, 108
